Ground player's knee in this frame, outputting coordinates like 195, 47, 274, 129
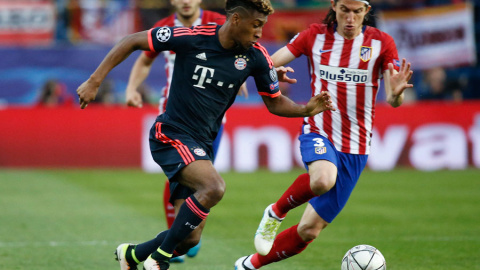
297, 225, 319, 242
203, 178, 225, 205
310, 173, 335, 195
297, 222, 327, 242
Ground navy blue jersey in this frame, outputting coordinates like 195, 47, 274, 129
148, 24, 281, 144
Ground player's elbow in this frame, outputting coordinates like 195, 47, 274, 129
263, 97, 282, 115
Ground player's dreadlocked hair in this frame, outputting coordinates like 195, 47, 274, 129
323, 0, 372, 27
225, 0, 274, 17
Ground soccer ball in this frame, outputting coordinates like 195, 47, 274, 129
341, 244, 386, 270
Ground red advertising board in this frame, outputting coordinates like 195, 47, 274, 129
0, 1, 55, 46
0, 102, 479, 171
0, 106, 146, 167
370, 101, 480, 171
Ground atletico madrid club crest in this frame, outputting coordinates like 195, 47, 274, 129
315, 147, 327, 155
360, 46, 372, 62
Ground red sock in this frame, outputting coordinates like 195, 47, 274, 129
172, 250, 185, 258
271, 173, 315, 218
251, 225, 312, 268
163, 180, 176, 228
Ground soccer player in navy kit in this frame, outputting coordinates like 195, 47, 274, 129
124, 1, 229, 263
77, 0, 334, 269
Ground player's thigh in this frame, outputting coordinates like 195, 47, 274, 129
297, 203, 329, 241
308, 159, 338, 192
173, 160, 226, 208
300, 133, 339, 191
174, 160, 225, 193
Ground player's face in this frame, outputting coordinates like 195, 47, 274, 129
332, 0, 371, 39
171, 0, 202, 20
233, 10, 268, 50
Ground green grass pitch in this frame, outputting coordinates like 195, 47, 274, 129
0, 168, 479, 269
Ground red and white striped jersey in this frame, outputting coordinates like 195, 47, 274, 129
144, 10, 226, 113
287, 24, 400, 155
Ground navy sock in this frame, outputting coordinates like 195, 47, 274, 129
130, 231, 168, 262
152, 195, 209, 261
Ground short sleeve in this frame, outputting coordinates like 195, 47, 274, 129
252, 44, 281, 98
148, 26, 192, 53
286, 25, 314, 58
381, 33, 400, 73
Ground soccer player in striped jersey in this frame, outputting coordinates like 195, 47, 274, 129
76, 1, 334, 269
124, 0, 229, 263
235, 0, 413, 269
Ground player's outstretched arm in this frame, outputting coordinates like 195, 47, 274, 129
384, 58, 413, 108
77, 31, 151, 109
125, 53, 155, 108
261, 91, 335, 118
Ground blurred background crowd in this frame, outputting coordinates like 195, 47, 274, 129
0, 0, 479, 107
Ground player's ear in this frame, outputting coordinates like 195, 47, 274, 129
231, 12, 239, 26
331, 0, 336, 11
366, 5, 371, 13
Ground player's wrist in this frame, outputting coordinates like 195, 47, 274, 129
388, 93, 403, 108
87, 75, 102, 87
126, 87, 138, 94
303, 104, 316, 117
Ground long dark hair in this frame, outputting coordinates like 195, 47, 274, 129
323, 0, 372, 27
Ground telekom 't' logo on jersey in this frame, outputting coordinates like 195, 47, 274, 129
192, 65, 215, 89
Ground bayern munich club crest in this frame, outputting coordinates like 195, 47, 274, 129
234, 55, 248, 70
156, 27, 171, 43
193, 147, 206, 157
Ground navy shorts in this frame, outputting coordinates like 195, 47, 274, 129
149, 121, 214, 203
299, 133, 368, 223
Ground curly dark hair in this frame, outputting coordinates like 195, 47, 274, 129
323, 0, 372, 27
225, 0, 274, 16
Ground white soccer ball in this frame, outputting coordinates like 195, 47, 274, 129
341, 244, 386, 270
